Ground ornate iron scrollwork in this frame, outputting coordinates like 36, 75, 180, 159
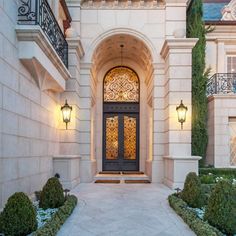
124, 116, 136, 160
18, 0, 68, 68
207, 73, 236, 96
18, 0, 36, 22
105, 116, 119, 160
104, 67, 139, 102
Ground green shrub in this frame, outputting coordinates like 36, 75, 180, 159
200, 174, 216, 184
40, 177, 65, 209
181, 172, 203, 208
168, 194, 224, 236
199, 168, 236, 177
201, 184, 216, 205
0, 192, 37, 236
34, 195, 77, 236
204, 180, 236, 235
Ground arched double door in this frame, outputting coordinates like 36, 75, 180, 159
103, 67, 140, 171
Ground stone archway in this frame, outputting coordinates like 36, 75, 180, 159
90, 33, 154, 174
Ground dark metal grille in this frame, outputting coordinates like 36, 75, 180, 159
206, 73, 236, 96
18, 0, 68, 68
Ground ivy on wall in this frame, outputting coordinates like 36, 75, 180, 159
187, 0, 211, 165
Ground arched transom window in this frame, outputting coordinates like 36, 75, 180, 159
104, 67, 139, 102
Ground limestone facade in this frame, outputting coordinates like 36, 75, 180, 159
0, 0, 202, 208
206, 23, 236, 168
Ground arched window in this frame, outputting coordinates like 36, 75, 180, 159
104, 67, 139, 102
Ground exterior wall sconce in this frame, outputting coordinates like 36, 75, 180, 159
61, 100, 72, 129
176, 100, 188, 129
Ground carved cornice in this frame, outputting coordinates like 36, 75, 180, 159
81, 0, 165, 9
160, 38, 198, 59
67, 37, 85, 58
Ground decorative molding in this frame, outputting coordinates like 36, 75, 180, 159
53, 155, 82, 159
67, 37, 85, 58
16, 25, 71, 92
207, 94, 236, 103
163, 156, 202, 160
160, 38, 198, 59
206, 25, 236, 42
81, 0, 165, 9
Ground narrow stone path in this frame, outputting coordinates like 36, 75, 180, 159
57, 183, 195, 236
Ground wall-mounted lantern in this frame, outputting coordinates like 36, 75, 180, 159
61, 100, 72, 129
176, 100, 188, 129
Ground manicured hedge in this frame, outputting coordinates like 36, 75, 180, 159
39, 177, 65, 209
199, 168, 236, 177
0, 192, 37, 236
201, 184, 216, 205
168, 194, 224, 236
33, 195, 77, 236
181, 172, 203, 208
204, 181, 236, 235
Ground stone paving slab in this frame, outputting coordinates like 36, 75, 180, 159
57, 183, 195, 236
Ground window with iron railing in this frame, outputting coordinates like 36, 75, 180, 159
18, 0, 68, 68
206, 73, 236, 96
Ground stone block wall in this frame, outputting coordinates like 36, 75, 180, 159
207, 95, 236, 167
0, 0, 60, 208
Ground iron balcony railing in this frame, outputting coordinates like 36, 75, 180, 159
206, 73, 236, 96
18, 0, 68, 68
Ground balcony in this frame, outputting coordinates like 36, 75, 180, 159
16, 0, 71, 92
18, 0, 68, 67
206, 73, 236, 96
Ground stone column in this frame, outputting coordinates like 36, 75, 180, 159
160, 38, 201, 189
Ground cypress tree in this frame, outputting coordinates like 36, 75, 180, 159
187, 0, 210, 165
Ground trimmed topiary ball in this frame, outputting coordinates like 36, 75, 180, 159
39, 177, 65, 209
204, 180, 236, 235
181, 172, 203, 208
0, 192, 37, 236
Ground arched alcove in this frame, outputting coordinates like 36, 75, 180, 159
90, 33, 154, 173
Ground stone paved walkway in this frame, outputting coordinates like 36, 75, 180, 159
57, 183, 195, 236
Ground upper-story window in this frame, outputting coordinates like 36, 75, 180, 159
227, 56, 236, 73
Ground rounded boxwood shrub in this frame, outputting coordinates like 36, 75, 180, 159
40, 177, 65, 209
204, 180, 236, 235
181, 172, 203, 208
0, 192, 37, 236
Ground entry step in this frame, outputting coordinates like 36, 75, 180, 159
99, 171, 144, 175
94, 172, 150, 182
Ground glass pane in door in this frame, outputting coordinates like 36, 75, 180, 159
124, 115, 136, 160
105, 116, 119, 160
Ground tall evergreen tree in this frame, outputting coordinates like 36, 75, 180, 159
187, 0, 209, 165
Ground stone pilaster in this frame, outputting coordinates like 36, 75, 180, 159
160, 38, 201, 188
57, 37, 84, 188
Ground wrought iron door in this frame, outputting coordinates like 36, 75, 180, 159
103, 112, 139, 171
103, 66, 140, 171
